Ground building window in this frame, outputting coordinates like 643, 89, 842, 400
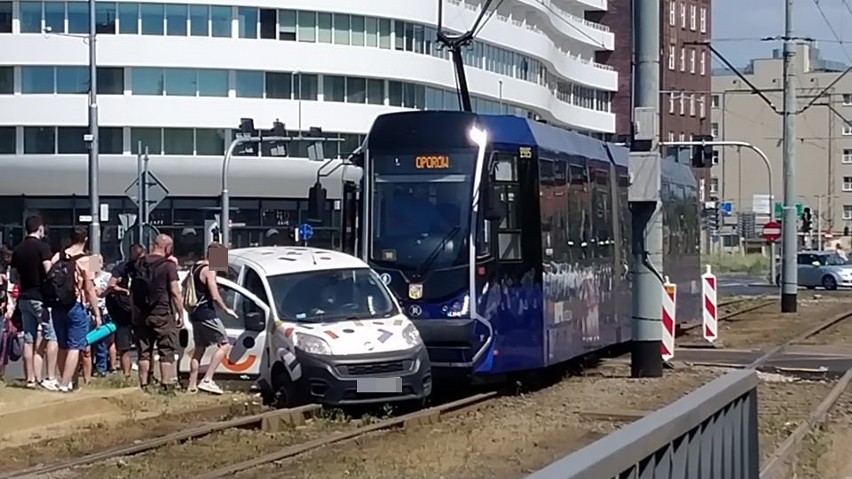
0, 66, 12, 94
843, 125, 852, 136
164, 68, 197, 96
19, 1, 42, 33
265, 71, 292, 99
843, 94, 852, 106
298, 10, 316, 42
669, 92, 675, 113
711, 122, 719, 137
189, 5, 208, 36
237, 7, 257, 39
100, 127, 123, 154
165, 4, 187, 36
95, 3, 116, 34
333, 13, 350, 45
845, 205, 852, 220
679, 132, 685, 141
680, 2, 686, 28
56, 66, 88, 94
680, 47, 685, 71
67, 2, 89, 34
198, 69, 228, 97
843, 148, 852, 164
131, 127, 162, 155
667, 132, 675, 142
163, 128, 194, 155
235, 70, 264, 98
196, 128, 226, 156
259, 9, 276, 39
118, 3, 138, 34
700, 7, 707, 33
0, 1, 11, 33
709, 177, 718, 194
689, 93, 695, 116
669, 1, 676, 25
699, 95, 706, 118
711, 94, 719, 108
44, 2, 64, 34
57, 126, 88, 154
668, 44, 675, 70
700, 50, 706, 75
0, 126, 15, 154
679, 92, 685, 115
690, 4, 696, 30
23, 126, 56, 154
131, 68, 164, 95
140, 3, 164, 36
278, 9, 296, 41
21, 66, 55, 94
323, 75, 346, 102
689, 48, 696, 73
210, 6, 230, 37
844, 176, 852, 192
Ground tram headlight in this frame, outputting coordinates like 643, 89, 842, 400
296, 334, 332, 355
402, 323, 422, 348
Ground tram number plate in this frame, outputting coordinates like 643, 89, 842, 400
357, 377, 403, 393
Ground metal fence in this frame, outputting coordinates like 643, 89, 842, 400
524, 369, 760, 479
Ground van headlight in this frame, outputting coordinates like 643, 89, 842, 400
296, 334, 332, 355
402, 323, 422, 348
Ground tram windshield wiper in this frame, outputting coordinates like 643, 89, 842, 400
415, 226, 460, 278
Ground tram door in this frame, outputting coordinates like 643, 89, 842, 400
340, 180, 360, 256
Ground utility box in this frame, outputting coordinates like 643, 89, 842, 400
628, 151, 661, 202
633, 107, 657, 141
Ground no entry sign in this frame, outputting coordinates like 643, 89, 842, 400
762, 220, 781, 242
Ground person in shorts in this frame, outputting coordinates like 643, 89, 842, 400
105, 244, 145, 377
186, 242, 237, 395
10, 216, 59, 390
133, 234, 181, 392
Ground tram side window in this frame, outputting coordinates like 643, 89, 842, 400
568, 162, 592, 261
492, 153, 522, 261
591, 166, 612, 259
552, 160, 570, 263
617, 173, 631, 265
539, 158, 556, 261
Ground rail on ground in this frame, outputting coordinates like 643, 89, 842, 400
524, 308, 852, 479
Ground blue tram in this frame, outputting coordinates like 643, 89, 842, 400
352, 110, 700, 378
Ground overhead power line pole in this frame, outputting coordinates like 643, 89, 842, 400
780, 0, 798, 313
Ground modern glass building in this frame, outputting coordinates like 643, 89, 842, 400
0, 0, 618, 261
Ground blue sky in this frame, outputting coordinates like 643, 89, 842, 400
713, 0, 852, 67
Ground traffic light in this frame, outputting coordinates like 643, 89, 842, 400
802, 207, 813, 233
702, 207, 719, 231
691, 134, 715, 168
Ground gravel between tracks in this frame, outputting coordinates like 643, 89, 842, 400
689, 299, 852, 349
229, 361, 723, 479
789, 386, 852, 479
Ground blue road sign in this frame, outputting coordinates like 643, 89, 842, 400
711, 231, 720, 243
298, 223, 314, 241
719, 202, 733, 216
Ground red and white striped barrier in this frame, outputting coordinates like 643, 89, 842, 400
661, 277, 677, 361
702, 265, 718, 343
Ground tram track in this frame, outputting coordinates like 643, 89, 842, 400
677, 295, 775, 336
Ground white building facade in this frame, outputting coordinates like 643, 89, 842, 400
0, 0, 618, 257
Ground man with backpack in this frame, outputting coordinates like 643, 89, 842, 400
10, 216, 59, 390
184, 242, 236, 395
105, 243, 145, 377
131, 234, 182, 391
47, 226, 101, 392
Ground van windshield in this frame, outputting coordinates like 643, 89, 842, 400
267, 268, 399, 323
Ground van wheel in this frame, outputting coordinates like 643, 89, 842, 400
822, 275, 838, 291
271, 366, 303, 408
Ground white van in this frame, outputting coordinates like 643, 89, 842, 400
177, 247, 432, 407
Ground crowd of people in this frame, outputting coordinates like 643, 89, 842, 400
0, 215, 232, 395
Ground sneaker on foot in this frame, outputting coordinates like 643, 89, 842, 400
25, 380, 36, 389
58, 383, 74, 393
40, 379, 59, 391
198, 379, 223, 395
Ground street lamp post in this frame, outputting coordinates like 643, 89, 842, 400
87, 0, 101, 254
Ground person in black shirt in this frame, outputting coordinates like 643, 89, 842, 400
105, 243, 145, 377
9, 216, 59, 390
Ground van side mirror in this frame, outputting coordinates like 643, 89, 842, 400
245, 311, 266, 332
307, 182, 326, 223
483, 184, 506, 221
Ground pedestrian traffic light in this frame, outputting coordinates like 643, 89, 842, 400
802, 207, 813, 233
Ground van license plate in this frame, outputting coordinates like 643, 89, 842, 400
356, 377, 402, 393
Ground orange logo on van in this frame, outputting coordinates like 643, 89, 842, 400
184, 348, 257, 373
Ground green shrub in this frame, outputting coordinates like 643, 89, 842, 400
702, 254, 769, 275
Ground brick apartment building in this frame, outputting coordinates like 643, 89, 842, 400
594, 0, 712, 200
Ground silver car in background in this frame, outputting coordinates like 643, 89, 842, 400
779, 251, 852, 290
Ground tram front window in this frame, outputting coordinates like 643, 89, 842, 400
370, 152, 475, 273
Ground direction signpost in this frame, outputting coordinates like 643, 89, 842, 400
295, 223, 313, 245
762, 220, 782, 243
125, 150, 169, 247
